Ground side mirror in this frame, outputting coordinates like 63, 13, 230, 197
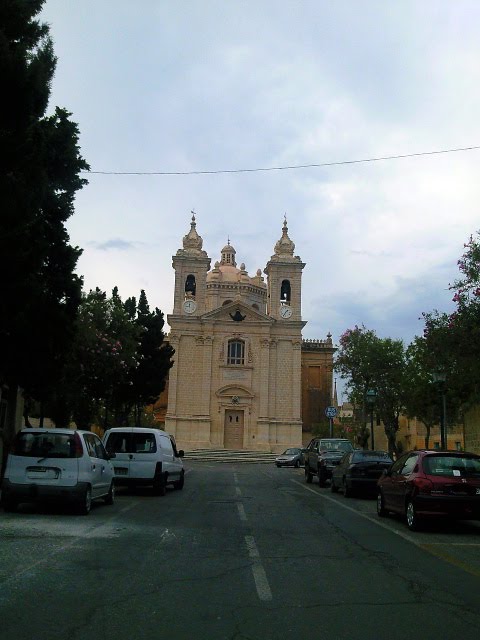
108, 452, 116, 460
177, 449, 184, 458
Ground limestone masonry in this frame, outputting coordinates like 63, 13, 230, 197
165, 215, 334, 452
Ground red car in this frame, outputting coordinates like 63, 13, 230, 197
377, 449, 480, 531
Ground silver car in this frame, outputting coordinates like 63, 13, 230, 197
1, 428, 115, 515
275, 447, 304, 468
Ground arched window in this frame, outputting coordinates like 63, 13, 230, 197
280, 279, 291, 303
185, 274, 196, 296
222, 299, 233, 306
252, 303, 259, 310
227, 339, 245, 365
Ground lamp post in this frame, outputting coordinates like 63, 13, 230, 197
365, 388, 377, 450
432, 370, 447, 450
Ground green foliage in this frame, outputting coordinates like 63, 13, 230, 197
51, 288, 174, 430
335, 325, 406, 455
0, 0, 88, 402
422, 231, 480, 409
114, 290, 174, 427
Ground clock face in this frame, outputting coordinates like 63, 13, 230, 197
183, 299, 197, 314
279, 305, 292, 319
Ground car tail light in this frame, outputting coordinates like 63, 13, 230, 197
73, 432, 83, 458
413, 477, 434, 494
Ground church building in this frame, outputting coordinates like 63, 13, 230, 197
164, 214, 334, 453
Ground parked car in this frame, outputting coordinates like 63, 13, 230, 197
275, 447, 304, 468
304, 438, 354, 486
377, 449, 480, 531
331, 450, 393, 497
103, 427, 184, 495
1, 428, 115, 515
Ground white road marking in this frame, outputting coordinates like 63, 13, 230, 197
235, 486, 242, 496
233, 472, 239, 484
237, 503, 247, 522
245, 535, 273, 601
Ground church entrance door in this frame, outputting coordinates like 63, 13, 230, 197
224, 410, 244, 450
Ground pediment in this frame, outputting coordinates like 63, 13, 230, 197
201, 300, 273, 324
216, 384, 254, 399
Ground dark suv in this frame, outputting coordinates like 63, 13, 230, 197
304, 438, 354, 486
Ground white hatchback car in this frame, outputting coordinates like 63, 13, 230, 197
1, 428, 115, 515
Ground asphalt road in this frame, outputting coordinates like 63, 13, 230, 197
1, 463, 479, 640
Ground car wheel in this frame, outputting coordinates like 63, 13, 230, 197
331, 478, 338, 493
174, 472, 185, 490
406, 500, 422, 531
78, 487, 92, 515
3, 499, 18, 513
343, 478, 352, 498
104, 481, 115, 505
295, 460, 300, 468
318, 469, 327, 487
153, 475, 167, 496
305, 466, 313, 483
377, 491, 387, 517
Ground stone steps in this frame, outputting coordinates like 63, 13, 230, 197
183, 449, 278, 464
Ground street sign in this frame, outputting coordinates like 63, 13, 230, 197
325, 406, 337, 419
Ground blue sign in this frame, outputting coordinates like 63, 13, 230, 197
325, 406, 337, 418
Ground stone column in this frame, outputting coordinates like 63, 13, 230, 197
269, 339, 278, 417
292, 339, 302, 420
259, 338, 270, 418
202, 335, 213, 416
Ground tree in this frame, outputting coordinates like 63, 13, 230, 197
404, 336, 463, 448
0, 1, 89, 403
422, 231, 480, 409
417, 231, 480, 448
70, 289, 139, 429
112, 290, 174, 427
335, 325, 407, 455
404, 337, 440, 448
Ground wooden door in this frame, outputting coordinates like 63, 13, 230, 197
224, 410, 244, 450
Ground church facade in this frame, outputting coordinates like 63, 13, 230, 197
164, 215, 334, 452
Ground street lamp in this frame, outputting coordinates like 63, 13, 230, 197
431, 369, 447, 450
365, 388, 377, 450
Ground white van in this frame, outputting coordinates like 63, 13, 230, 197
1, 428, 115, 515
103, 428, 185, 495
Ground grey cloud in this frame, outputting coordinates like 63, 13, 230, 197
90, 238, 141, 251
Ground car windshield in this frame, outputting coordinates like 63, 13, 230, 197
105, 432, 157, 454
319, 441, 353, 452
283, 448, 300, 455
12, 432, 76, 458
423, 454, 480, 478
352, 451, 392, 462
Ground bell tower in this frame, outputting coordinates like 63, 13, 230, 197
264, 217, 305, 321
172, 213, 211, 315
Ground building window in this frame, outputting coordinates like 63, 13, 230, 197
455, 441, 462, 450
227, 339, 245, 365
280, 279, 291, 303
185, 274, 196, 297
434, 441, 440, 450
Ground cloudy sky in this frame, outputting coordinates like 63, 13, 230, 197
40, 0, 480, 396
